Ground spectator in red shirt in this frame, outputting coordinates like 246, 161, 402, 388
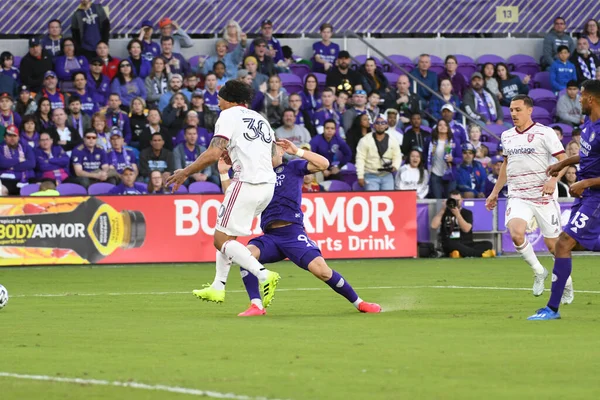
96, 41, 119, 80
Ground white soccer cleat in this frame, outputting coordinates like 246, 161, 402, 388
561, 276, 574, 305
533, 267, 548, 296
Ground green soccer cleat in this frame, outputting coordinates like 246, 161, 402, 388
261, 271, 281, 308
192, 284, 225, 303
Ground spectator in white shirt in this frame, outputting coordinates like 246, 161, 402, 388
395, 148, 429, 198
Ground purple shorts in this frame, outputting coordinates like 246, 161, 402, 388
249, 224, 322, 270
564, 196, 600, 251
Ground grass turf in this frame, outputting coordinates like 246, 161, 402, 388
1, 257, 600, 400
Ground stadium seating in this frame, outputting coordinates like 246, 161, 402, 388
19, 183, 40, 196
502, 106, 512, 124
353, 55, 382, 68
188, 181, 222, 194
532, 71, 551, 90
188, 55, 208, 70
508, 54, 540, 77
480, 125, 505, 143
550, 123, 574, 137
383, 72, 400, 86
454, 54, 477, 78
383, 55, 414, 74
482, 141, 498, 155
170, 185, 188, 194
476, 54, 505, 66
56, 183, 87, 196
531, 107, 553, 125
529, 88, 557, 114
352, 181, 364, 191
289, 64, 310, 79
279, 73, 303, 94
88, 182, 116, 195
311, 72, 327, 92
512, 71, 534, 89
321, 180, 351, 192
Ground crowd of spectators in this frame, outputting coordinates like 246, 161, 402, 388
0, 9, 597, 199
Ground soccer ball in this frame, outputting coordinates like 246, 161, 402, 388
0, 285, 8, 309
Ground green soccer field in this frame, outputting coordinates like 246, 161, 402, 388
1, 257, 600, 400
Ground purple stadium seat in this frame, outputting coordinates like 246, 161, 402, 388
502, 106, 512, 124
476, 54, 505, 66
531, 108, 553, 125
533, 71, 551, 90
482, 141, 498, 155
171, 185, 188, 194
289, 64, 310, 79
19, 183, 40, 196
56, 183, 87, 195
384, 54, 413, 74
529, 88, 557, 114
321, 180, 351, 192
340, 162, 357, 186
384, 72, 400, 86
13, 56, 22, 68
352, 181, 364, 191
480, 125, 506, 143
508, 54, 540, 77
188, 55, 208, 70
188, 181, 222, 194
414, 55, 444, 74
279, 73, 303, 94
88, 182, 116, 195
550, 123, 573, 137
311, 72, 327, 92
353, 55, 382, 68
454, 54, 477, 78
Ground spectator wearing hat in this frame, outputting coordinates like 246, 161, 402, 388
108, 165, 146, 194
158, 17, 193, 54
67, 95, 91, 142
313, 23, 339, 73
1, 52, 21, 86
342, 89, 368, 133
310, 119, 352, 181
53, 38, 89, 91
139, 132, 174, 182
71, 0, 110, 61
34, 131, 70, 184
173, 124, 214, 186
484, 155, 507, 198
200, 36, 247, 80
542, 17, 575, 70
395, 148, 429, 199
410, 54, 438, 102
20, 37, 53, 92
71, 127, 109, 188
70, 71, 99, 116
95, 41, 120, 81
248, 19, 284, 64
462, 72, 504, 126
556, 80, 583, 126
0, 124, 35, 194
16, 87, 37, 117
275, 108, 311, 151
438, 55, 468, 99
87, 56, 110, 107
326, 51, 364, 96
107, 127, 137, 177
550, 45, 577, 93
429, 78, 461, 122
105, 94, 132, 144
110, 59, 147, 113
138, 20, 161, 62
313, 88, 343, 135
456, 142, 487, 198
0, 93, 22, 131
355, 114, 401, 191
383, 75, 421, 128
41, 19, 63, 59
34, 71, 66, 110
158, 73, 184, 112
244, 56, 268, 94
384, 108, 404, 146
190, 89, 217, 133
160, 36, 189, 76
439, 104, 467, 144
127, 39, 152, 80
570, 37, 599, 85
49, 107, 82, 151
162, 92, 189, 148
250, 38, 277, 77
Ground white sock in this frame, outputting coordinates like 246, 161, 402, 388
352, 297, 363, 308
251, 298, 264, 310
211, 250, 231, 290
515, 240, 545, 274
221, 240, 268, 282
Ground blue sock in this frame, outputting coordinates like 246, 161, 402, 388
241, 267, 261, 301
325, 270, 359, 304
547, 258, 572, 311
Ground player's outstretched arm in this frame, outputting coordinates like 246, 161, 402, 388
276, 138, 330, 172
166, 137, 228, 190
570, 177, 600, 197
547, 155, 581, 177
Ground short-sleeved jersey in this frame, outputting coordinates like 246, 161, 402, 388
578, 117, 600, 198
71, 145, 107, 172
214, 106, 276, 184
260, 159, 310, 231
501, 123, 565, 204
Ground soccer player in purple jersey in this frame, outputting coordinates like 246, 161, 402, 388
218, 138, 382, 316
529, 79, 600, 320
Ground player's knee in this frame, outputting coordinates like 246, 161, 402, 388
308, 258, 332, 281
510, 231, 526, 247
555, 233, 575, 257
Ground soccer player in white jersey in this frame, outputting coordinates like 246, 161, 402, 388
486, 95, 573, 303
167, 80, 281, 307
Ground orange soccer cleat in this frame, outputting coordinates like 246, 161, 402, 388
237, 304, 266, 317
357, 301, 382, 313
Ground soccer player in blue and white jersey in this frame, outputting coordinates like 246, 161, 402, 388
529, 79, 600, 320
219, 138, 381, 316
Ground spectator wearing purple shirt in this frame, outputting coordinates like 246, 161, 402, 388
160, 36, 189, 76
34, 131, 70, 183
87, 57, 110, 107
138, 20, 161, 62
312, 23, 339, 73
34, 71, 66, 110
437, 55, 468, 99
1, 52, 21, 86
41, 19, 63, 59
299, 74, 322, 120
70, 71, 99, 116
110, 59, 147, 113
71, 128, 109, 188
105, 94, 132, 143
20, 115, 40, 149
0, 124, 35, 194
0, 92, 22, 130
173, 125, 214, 185
203, 72, 220, 114
173, 111, 212, 148
127, 39, 152, 80
309, 119, 351, 181
583, 19, 600, 59
109, 166, 147, 195
107, 128, 137, 177
247, 19, 284, 63
313, 88, 343, 136
53, 38, 89, 90
71, 0, 110, 61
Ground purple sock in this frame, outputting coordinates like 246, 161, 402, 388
547, 258, 572, 311
325, 270, 359, 304
240, 267, 261, 301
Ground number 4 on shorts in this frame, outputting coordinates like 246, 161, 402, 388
570, 211, 589, 233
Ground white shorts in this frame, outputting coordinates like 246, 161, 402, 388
216, 181, 274, 237
505, 197, 562, 239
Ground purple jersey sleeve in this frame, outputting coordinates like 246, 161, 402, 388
287, 159, 310, 176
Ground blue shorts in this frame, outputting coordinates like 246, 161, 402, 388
248, 224, 322, 270
564, 196, 600, 251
